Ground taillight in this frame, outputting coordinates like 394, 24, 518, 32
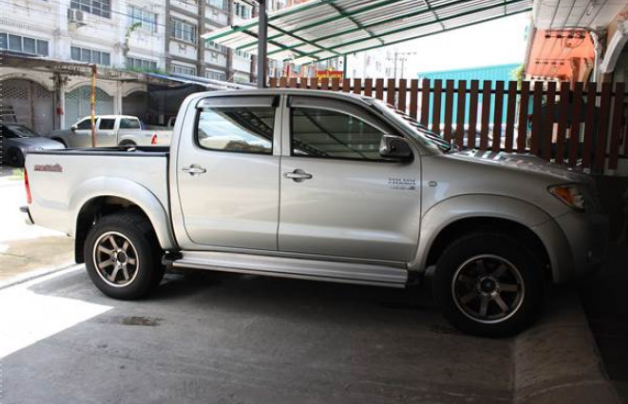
151, 133, 157, 145
24, 168, 32, 204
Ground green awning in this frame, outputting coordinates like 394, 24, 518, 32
202, 0, 532, 65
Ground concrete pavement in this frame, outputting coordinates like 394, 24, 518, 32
0, 266, 619, 404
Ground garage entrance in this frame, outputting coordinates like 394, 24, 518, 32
65, 86, 114, 127
1, 79, 55, 136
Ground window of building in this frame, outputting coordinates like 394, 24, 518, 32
171, 19, 197, 43
197, 107, 274, 154
71, 46, 111, 66
234, 2, 252, 19
171, 64, 196, 76
0, 33, 49, 57
128, 6, 158, 33
205, 69, 226, 81
291, 108, 388, 161
206, 41, 227, 53
235, 49, 250, 58
206, 0, 227, 11
126, 57, 158, 71
70, 0, 111, 18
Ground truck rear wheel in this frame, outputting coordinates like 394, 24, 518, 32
432, 232, 544, 337
84, 212, 164, 300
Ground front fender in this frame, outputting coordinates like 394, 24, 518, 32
409, 194, 573, 282
71, 177, 176, 250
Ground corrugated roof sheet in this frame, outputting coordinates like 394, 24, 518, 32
202, 0, 532, 65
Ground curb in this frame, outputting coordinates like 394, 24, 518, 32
0, 262, 82, 291
514, 286, 621, 404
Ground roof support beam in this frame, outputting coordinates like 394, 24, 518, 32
280, 0, 530, 60
267, 23, 341, 56
235, 0, 402, 51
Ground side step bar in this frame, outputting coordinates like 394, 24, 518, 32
170, 251, 408, 288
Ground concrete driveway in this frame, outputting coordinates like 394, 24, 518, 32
2, 268, 516, 404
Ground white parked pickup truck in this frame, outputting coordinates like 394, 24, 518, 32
46, 115, 172, 148
23, 89, 609, 336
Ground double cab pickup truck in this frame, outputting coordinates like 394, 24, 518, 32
46, 115, 172, 148
23, 89, 609, 336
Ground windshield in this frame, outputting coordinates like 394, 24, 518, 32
372, 101, 454, 153
5, 125, 40, 138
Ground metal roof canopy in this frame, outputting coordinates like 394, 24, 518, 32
203, 0, 533, 72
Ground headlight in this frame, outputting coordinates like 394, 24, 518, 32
548, 184, 585, 212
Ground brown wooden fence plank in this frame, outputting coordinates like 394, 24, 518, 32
555, 82, 570, 164
420, 79, 430, 126
432, 79, 443, 134
468, 80, 479, 149
443, 80, 455, 142
594, 82, 612, 170
342, 79, 351, 92
479, 81, 492, 150
517, 81, 530, 153
530, 81, 544, 156
504, 81, 517, 152
331, 78, 340, 91
541, 81, 556, 160
269, 77, 277, 88
364, 78, 373, 97
398, 79, 408, 112
309, 77, 319, 90
386, 79, 396, 106
609, 82, 625, 169
568, 82, 584, 166
321, 77, 330, 90
492, 80, 505, 152
409, 79, 419, 119
582, 82, 597, 168
288, 77, 297, 88
279, 77, 288, 88
353, 78, 362, 95
455, 80, 467, 148
375, 78, 384, 100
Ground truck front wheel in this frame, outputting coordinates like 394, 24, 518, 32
432, 232, 544, 337
84, 212, 164, 300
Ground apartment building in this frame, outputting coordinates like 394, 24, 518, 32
0, 0, 168, 131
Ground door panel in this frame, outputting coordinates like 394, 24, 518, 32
177, 98, 280, 250
278, 100, 421, 262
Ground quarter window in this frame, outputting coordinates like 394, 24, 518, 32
197, 107, 274, 154
120, 118, 140, 129
291, 108, 388, 161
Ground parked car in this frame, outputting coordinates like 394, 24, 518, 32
1, 124, 65, 167
22, 89, 609, 337
46, 115, 172, 148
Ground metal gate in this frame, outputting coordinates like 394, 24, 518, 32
65, 86, 114, 127
1, 79, 55, 135
122, 91, 148, 122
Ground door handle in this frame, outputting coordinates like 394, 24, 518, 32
283, 169, 313, 182
182, 165, 207, 176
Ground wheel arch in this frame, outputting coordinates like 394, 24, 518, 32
410, 195, 571, 283
72, 177, 176, 263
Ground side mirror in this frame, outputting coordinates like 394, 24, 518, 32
379, 135, 413, 161
71, 125, 77, 132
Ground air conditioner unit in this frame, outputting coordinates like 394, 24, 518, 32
68, 9, 86, 27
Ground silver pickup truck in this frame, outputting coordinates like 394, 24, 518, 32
46, 115, 172, 148
23, 89, 609, 336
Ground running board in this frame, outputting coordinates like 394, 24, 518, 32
171, 251, 408, 288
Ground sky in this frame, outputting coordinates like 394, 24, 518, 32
404, 13, 531, 75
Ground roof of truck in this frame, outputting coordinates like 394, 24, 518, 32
196, 88, 380, 107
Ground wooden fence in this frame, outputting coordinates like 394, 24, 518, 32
269, 77, 628, 172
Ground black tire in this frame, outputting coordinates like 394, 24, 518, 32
8, 148, 25, 167
84, 212, 164, 300
432, 232, 544, 337
119, 140, 137, 148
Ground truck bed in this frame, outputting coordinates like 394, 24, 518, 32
25, 147, 170, 237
